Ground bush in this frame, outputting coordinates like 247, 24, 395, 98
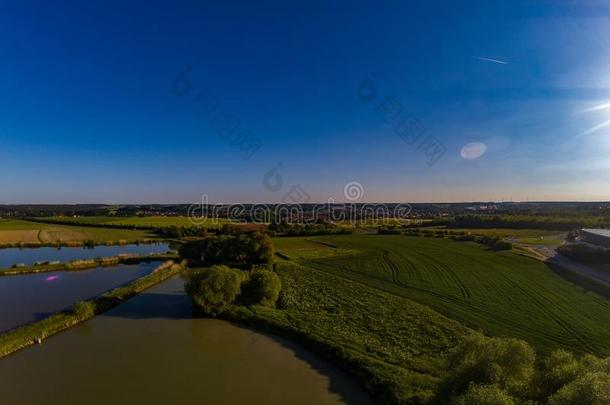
185, 265, 247, 316
72, 300, 96, 318
241, 269, 281, 307
454, 384, 515, 405
536, 349, 581, 399
547, 371, 610, 405
440, 334, 535, 401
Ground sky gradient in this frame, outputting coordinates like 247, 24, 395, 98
2, 0, 610, 203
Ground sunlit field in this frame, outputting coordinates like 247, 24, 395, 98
275, 234, 610, 356
41, 216, 227, 228
0, 219, 156, 244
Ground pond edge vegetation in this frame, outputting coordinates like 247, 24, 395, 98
0, 259, 186, 359
0, 252, 179, 276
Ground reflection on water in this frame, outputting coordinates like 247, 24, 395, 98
0, 262, 159, 332
0, 277, 372, 405
0, 243, 170, 268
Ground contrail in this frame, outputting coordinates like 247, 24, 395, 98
577, 118, 610, 138
580, 101, 610, 113
475, 56, 509, 65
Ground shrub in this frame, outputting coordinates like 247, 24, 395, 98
454, 384, 515, 405
72, 301, 96, 318
536, 349, 581, 399
241, 269, 281, 307
440, 334, 535, 401
185, 265, 247, 316
547, 371, 610, 405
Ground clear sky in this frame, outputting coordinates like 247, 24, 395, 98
2, 0, 610, 203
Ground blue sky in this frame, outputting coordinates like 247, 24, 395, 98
1, 0, 610, 203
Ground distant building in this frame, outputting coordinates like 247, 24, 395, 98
580, 229, 610, 248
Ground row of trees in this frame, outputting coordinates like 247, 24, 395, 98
178, 231, 274, 269
448, 214, 609, 231
380, 227, 513, 250
268, 221, 352, 237
440, 334, 610, 404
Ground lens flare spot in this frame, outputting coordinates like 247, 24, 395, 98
45, 275, 59, 282
460, 142, 487, 160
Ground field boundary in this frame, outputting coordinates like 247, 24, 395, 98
0, 253, 178, 276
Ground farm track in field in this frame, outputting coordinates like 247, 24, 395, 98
290, 235, 610, 355
413, 252, 472, 299
495, 270, 599, 354
382, 251, 405, 288
310, 253, 572, 346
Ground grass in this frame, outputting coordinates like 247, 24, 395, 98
515, 235, 565, 246
272, 236, 359, 260
0, 260, 185, 358
0, 218, 157, 244
424, 227, 563, 238
277, 234, 610, 357
228, 261, 470, 404
39, 215, 227, 228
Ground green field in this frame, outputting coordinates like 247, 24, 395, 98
426, 227, 563, 238
236, 261, 470, 403
41, 215, 226, 228
273, 237, 359, 260
0, 219, 156, 244
275, 234, 610, 356
515, 235, 565, 246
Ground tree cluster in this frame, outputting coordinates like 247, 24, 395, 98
178, 231, 274, 269
268, 221, 351, 237
185, 265, 281, 317
439, 334, 610, 404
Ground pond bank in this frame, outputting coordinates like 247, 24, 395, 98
0, 260, 184, 357
0, 275, 371, 405
0, 253, 178, 275
0, 242, 171, 268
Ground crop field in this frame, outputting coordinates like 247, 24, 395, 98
41, 216, 226, 228
276, 234, 610, 356
0, 219, 155, 244
273, 237, 359, 260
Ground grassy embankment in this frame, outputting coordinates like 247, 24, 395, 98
275, 235, 610, 357
0, 253, 179, 275
0, 218, 158, 247
227, 261, 471, 404
0, 260, 185, 358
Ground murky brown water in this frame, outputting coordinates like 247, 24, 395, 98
0, 277, 372, 405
